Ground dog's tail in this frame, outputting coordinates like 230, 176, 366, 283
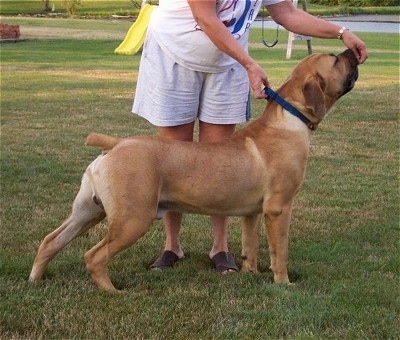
85, 133, 122, 150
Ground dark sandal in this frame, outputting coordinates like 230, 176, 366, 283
211, 251, 239, 273
150, 250, 183, 270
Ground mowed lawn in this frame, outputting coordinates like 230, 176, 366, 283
0, 17, 399, 339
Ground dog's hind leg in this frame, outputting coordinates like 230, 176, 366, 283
241, 214, 262, 273
84, 215, 153, 292
29, 172, 106, 282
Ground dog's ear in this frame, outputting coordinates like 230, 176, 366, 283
303, 74, 327, 120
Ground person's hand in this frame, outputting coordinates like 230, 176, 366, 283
342, 31, 368, 64
246, 61, 270, 99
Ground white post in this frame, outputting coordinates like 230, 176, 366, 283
286, 0, 312, 59
141, 0, 149, 9
285, 0, 297, 59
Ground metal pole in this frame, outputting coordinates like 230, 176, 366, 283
302, 0, 313, 54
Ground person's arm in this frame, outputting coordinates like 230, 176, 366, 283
187, 0, 269, 98
267, 0, 368, 64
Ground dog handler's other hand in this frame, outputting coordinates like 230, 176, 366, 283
246, 60, 269, 99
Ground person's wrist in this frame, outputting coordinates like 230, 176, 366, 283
337, 26, 349, 40
244, 59, 257, 71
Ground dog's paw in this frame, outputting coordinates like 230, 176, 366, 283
241, 257, 258, 273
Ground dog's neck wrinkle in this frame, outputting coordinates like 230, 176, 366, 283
275, 87, 322, 130
277, 107, 314, 133
289, 99, 322, 129
256, 102, 312, 134
275, 84, 320, 126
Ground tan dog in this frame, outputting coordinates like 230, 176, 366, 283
29, 50, 359, 291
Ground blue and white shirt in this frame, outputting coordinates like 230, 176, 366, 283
149, 0, 284, 72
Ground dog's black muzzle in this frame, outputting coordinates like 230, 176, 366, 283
340, 49, 359, 96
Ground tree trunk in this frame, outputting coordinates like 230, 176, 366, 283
43, 0, 50, 11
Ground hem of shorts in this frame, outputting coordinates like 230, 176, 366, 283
133, 112, 247, 126
199, 117, 248, 125
133, 111, 196, 127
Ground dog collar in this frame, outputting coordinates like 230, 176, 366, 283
264, 87, 316, 131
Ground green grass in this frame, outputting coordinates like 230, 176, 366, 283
0, 0, 143, 16
1, 17, 399, 339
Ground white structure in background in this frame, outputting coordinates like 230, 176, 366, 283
286, 0, 312, 59
141, 0, 150, 9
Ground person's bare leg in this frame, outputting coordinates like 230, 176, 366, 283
162, 211, 185, 259
199, 121, 238, 272
153, 122, 195, 264
209, 215, 229, 259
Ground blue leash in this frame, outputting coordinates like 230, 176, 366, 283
264, 87, 315, 130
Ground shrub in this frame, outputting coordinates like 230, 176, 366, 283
309, 0, 398, 5
65, 0, 82, 16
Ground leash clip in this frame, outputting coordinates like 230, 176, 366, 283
307, 122, 316, 131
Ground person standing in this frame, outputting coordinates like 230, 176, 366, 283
132, 0, 367, 273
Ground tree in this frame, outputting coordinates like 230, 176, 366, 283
42, 0, 50, 11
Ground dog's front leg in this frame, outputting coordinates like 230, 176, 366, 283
241, 214, 262, 273
264, 201, 293, 284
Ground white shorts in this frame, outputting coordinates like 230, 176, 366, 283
132, 31, 250, 127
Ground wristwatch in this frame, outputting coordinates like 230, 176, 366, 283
337, 26, 349, 40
